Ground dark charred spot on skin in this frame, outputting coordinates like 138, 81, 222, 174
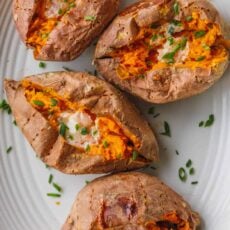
156, 220, 178, 229
117, 197, 137, 219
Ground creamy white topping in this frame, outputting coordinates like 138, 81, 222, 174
59, 111, 100, 149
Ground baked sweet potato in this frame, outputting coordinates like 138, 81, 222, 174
13, 0, 120, 61
94, 0, 230, 103
4, 72, 159, 174
62, 172, 200, 229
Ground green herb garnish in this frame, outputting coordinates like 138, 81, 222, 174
92, 130, 98, 136
6, 146, 12, 154
59, 122, 68, 137
168, 26, 175, 35
196, 56, 206, 62
160, 121, 171, 137
62, 66, 74, 72
47, 193, 61, 198
33, 100, 45, 107
85, 15, 96, 21
173, 2, 179, 15
194, 30, 206, 38
103, 140, 109, 148
179, 167, 187, 182
171, 20, 182, 26
168, 37, 174, 45
148, 107, 155, 115
151, 34, 158, 41
50, 98, 58, 106
58, 9, 63, 15
0, 99, 12, 114
132, 151, 139, 161
202, 44, 211, 50
85, 144, 90, 152
13, 120, 17, 126
39, 62, 46, 68
81, 127, 89, 135
205, 114, 215, 127
75, 124, 80, 131
199, 121, 204, 127
85, 180, 90, 184
48, 174, 53, 184
191, 181, 198, 185
186, 159, 192, 168
176, 150, 179, 155
189, 168, 195, 175
53, 183, 63, 193
153, 113, 160, 118
151, 23, 160, 29
186, 16, 193, 22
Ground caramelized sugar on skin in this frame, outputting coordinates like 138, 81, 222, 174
146, 212, 190, 230
22, 80, 140, 160
111, 12, 228, 80
26, 0, 76, 56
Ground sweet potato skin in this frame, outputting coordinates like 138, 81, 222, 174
13, 0, 120, 61
62, 172, 200, 230
4, 72, 159, 174
94, 0, 229, 104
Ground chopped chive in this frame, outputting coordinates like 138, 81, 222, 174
167, 37, 174, 45
186, 159, 192, 168
186, 15, 193, 22
39, 62, 46, 68
103, 140, 109, 148
132, 151, 139, 161
48, 174, 53, 184
199, 121, 204, 127
202, 44, 211, 50
45, 164, 50, 169
59, 122, 68, 137
50, 98, 58, 106
69, 2, 76, 8
191, 181, 198, 185
150, 166, 157, 170
6, 146, 12, 154
85, 180, 90, 184
151, 23, 160, 29
189, 168, 195, 175
53, 183, 63, 193
58, 9, 63, 15
173, 2, 179, 15
196, 56, 206, 62
205, 114, 215, 127
47, 193, 61, 198
171, 19, 182, 26
62, 66, 74, 72
0, 99, 12, 114
92, 130, 98, 136
151, 34, 158, 41
162, 51, 175, 63
33, 100, 45, 107
160, 121, 171, 137
194, 30, 206, 38
178, 167, 187, 182
84, 15, 96, 21
168, 26, 175, 35
153, 113, 160, 118
13, 120, 17, 126
81, 127, 88, 135
85, 144, 90, 152
75, 124, 80, 131
148, 107, 155, 115
68, 135, 74, 140
176, 150, 179, 155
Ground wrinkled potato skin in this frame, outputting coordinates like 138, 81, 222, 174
62, 172, 200, 230
13, 0, 120, 61
4, 72, 159, 174
94, 0, 229, 103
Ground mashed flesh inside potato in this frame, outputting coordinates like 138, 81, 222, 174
22, 80, 140, 161
111, 12, 228, 80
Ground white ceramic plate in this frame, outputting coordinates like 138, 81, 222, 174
1, 0, 230, 229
